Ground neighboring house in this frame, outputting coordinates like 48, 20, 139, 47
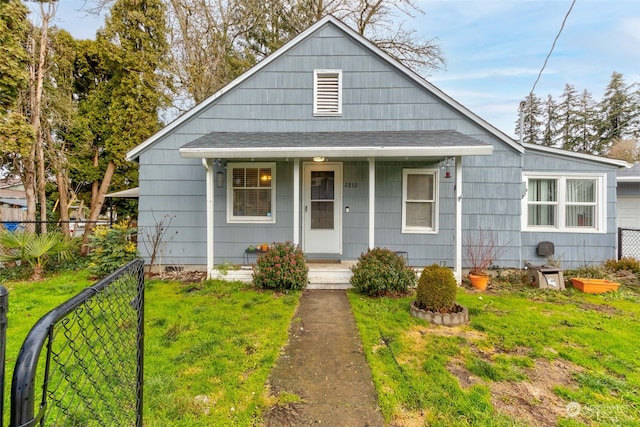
617, 162, 640, 259
0, 177, 27, 209
126, 16, 627, 279
617, 162, 640, 228
0, 177, 27, 230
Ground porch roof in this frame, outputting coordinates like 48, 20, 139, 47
179, 130, 493, 160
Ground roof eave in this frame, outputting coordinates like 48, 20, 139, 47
179, 145, 493, 159
522, 142, 631, 168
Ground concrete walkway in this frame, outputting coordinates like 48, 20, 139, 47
264, 290, 385, 426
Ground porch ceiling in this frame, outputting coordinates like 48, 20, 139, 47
179, 130, 493, 160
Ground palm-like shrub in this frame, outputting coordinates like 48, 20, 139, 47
0, 230, 77, 280
350, 247, 416, 296
252, 241, 308, 291
415, 264, 457, 312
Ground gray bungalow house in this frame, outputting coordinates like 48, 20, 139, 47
126, 15, 627, 280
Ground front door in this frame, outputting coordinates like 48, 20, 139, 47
303, 163, 342, 254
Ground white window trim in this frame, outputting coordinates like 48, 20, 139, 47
522, 172, 607, 233
402, 168, 439, 234
313, 69, 342, 116
227, 162, 276, 224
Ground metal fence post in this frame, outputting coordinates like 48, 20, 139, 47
618, 227, 622, 260
0, 286, 7, 427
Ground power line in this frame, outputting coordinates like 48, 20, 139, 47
529, 0, 577, 97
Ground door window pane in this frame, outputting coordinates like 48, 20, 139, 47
311, 201, 334, 229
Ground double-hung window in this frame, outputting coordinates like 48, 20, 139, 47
402, 169, 438, 233
524, 173, 605, 232
227, 162, 275, 223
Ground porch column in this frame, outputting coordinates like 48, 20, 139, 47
368, 158, 375, 249
204, 158, 215, 278
454, 156, 462, 283
293, 158, 300, 245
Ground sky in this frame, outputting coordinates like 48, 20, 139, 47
38, 0, 640, 139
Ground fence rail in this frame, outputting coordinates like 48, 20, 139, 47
618, 227, 640, 260
9, 259, 145, 427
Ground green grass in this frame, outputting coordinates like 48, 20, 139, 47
348, 285, 640, 426
5, 270, 640, 426
2, 273, 299, 426
143, 279, 299, 426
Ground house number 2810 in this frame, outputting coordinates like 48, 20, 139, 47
344, 182, 359, 188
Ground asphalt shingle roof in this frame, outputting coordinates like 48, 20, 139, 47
181, 130, 490, 150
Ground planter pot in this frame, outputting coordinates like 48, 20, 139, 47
410, 301, 469, 326
570, 278, 620, 294
468, 273, 489, 290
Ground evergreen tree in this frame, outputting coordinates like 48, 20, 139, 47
541, 94, 559, 147
515, 93, 543, 144
575, 89, 598, 153
557, 83, 581, 151
82, 0, 171, 236
0, 0, 34, 176
597, 71, 639, 153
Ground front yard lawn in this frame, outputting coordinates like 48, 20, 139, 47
3, 274, 299, 427
4, 271, 640, 426
349, 284, 640, 426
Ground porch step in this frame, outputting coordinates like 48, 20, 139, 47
210, 264, 354, 289
307, 268, 352, 289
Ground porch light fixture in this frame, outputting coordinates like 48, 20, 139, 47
313, 156, 326, 162
216, 171, 224, 188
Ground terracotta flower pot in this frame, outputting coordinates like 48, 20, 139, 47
469, 273, 489, 290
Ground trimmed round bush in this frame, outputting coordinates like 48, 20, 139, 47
350, 247, 416, 296
252, 241, 308, 291
415, 264, 457, 312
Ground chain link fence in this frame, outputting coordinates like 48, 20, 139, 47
9, 259, 145, 427
618, 228, 640, 260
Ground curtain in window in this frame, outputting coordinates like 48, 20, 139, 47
528, 179, 557, 226
406, 174, 433, 228
566, 179, 595, 227
232, 167, 272, 217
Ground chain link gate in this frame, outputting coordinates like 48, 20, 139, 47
8, 259, 145, 427
618, 228, 640, 260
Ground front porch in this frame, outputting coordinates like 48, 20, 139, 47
211, 261, 356, 289
210, 260, 431, 289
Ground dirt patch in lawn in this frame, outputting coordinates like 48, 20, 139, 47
448, 357, 582, 426
404, 325, 583, 426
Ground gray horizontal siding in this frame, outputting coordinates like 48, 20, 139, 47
135, 20, 620, 270
522, 150, 620, 268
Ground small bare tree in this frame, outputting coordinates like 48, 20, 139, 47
139, 213, 177, 273
463, 228, 508, 275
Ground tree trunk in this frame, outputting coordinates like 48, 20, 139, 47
27, 3, 53, 233
81, 161, 116, 254
57, 168, 70, 237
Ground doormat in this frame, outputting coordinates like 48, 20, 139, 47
307, 259, 341, 264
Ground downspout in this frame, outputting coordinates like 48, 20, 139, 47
455, 156, 463, 283
202, 158, 215, 278
368, 158, 375, 249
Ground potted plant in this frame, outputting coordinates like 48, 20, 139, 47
463, 228, 507, 290
410, 264, 468, 326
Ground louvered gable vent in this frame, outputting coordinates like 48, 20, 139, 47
314, 70, 342, 115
